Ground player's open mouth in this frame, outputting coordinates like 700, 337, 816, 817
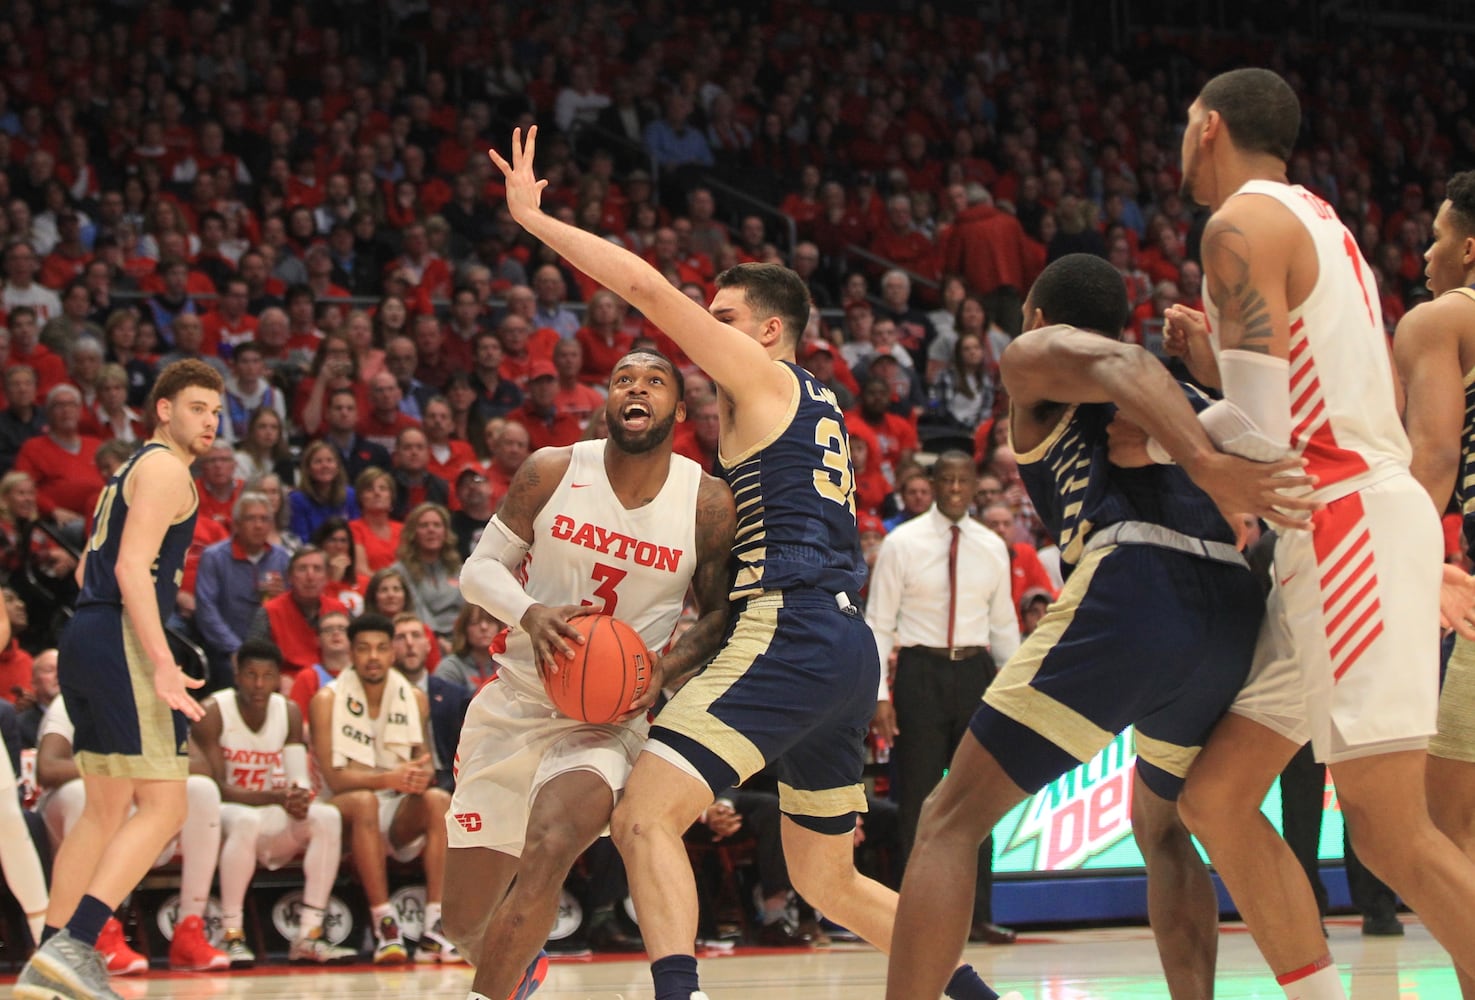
620, 402, 651, 430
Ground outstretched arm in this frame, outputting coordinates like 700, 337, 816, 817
490, 128, 789, 403
1002, 326, 1318, 533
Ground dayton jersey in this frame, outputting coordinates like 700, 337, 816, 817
721, 362, 866, 600
500, 439, 703, 689
1207, 181, 1411, 500
1017, 392, 1236, 577
77, 442, 198, 619
215, 689, 288, 792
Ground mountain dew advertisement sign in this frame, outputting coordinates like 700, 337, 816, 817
992, 728, 1347, 872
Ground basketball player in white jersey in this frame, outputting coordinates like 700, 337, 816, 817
1126, 68, 1475, 1000
443, 351, 736, 1000
190, 639, 355, 967
1393, 168, 1475, 999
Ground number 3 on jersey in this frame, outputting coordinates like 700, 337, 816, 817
813, 417, 857, 514
582, 562, 627, 615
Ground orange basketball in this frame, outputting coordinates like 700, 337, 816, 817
544, 614, 653, 724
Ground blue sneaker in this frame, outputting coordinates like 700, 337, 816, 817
509, 949, 549, 1000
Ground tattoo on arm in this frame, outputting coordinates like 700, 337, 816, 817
497, 451, 561, 539
1203, 220, 1274, 355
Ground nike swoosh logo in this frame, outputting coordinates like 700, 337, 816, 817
571, 483, 591, 488
1278, 572, 1297, 587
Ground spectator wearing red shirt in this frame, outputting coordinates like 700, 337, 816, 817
412, 312, 458, 391
79, 363, 148, 444
575, 289, 637, 385
495, 311, 559, 389
383, 222, 452, 302
643, 227, 709, 291
349, 467, 404, 576
422, 396, 477, 484
551, 339, 604, 429
509, 361, 584, 451
13, 383, 102, 525
39, 211, 91, 289
287, 608, 353, 722
5, 307, 67, 394
440, 287, 483, 373
940, 185, 1038, 338
869, 195, 938, 282
673, 396, 720, 474
810, 181, 872, 262
979, 502, 1059, 629
195, 442, 243, 532
361, 370, 422, 451
246, 547, 349, 686
201, 277, 259, 359
482, 420, 530, 511
846, 377, 919, 486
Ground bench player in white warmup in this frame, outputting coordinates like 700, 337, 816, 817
191, 638, 355, 966
443, 350, 735, 1000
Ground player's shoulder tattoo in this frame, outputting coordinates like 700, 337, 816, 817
1202, 215, 1273, 355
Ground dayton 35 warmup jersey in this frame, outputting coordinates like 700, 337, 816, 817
214, 689, 288, 792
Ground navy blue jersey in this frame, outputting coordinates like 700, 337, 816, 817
720, 362, 866, 600
1018, 389, 1235, 578
78, 442, 198, 619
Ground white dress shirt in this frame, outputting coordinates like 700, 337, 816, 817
866, 505, 1020, 700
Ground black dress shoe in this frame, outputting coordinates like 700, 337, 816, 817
1362, 913, 1404, 937
587, 919, 646, 953
754, 921, 815, 947
968, 922, 1018, 944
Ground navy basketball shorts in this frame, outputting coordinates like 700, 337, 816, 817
60, 605, 190, 781
970, 541, 1264, 800
648, 589, 880, 834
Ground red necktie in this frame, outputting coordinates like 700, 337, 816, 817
947, 524, 960, 650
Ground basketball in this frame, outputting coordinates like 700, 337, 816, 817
544, 614, 653, 724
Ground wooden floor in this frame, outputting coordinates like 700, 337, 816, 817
2, 917, 1459, 998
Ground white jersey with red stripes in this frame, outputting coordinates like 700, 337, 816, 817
496, 438, 703, 694
1205, 180, 1412, 500
215, 689, 289, 792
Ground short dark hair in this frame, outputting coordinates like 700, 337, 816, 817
713, 262, 811, 349
1197, 68, 1300, 162
1448, 171, 1475, 237
349, 611, 394, 643
146, 358, 225, 414
1027, 253, 1132, 339
931, 450, 976, 480
611, 350, 685, 399
236, 638, 283, 672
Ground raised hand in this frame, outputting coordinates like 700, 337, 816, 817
488, 126, 549, 225
1163, 304, 1222, 389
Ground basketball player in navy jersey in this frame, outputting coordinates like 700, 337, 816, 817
17, 359, 224, 1000
884, 255, 1320, 1000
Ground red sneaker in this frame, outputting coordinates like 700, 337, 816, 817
97, 917, 148, 976
169, 914, 229, 971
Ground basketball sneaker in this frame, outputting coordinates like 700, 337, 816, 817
222, 928, 256, 969
97, 916, 149, 975
170, 914, 230, 971
508, 948, 549, 999
373, 914, 409, 965
289, 926, 357, 964
15, 928, 124, 1000
415, 918, 466, 963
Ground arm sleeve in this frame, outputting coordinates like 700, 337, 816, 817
458, 515, 537, 626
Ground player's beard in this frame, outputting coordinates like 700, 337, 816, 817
608, 409, 677, 455
1180, 147, 1202, 207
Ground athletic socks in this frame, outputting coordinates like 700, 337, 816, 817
652, 953, 701, 1000
1277, 955, 1346, 1000
946, 963, 1001, 1000
371, 902, 396, 928
64, 894, 113, 948
298, 903, 326, 937
424, 901, 443, 930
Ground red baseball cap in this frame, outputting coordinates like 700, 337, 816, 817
526, 359, 557, 381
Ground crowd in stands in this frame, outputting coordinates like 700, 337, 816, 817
0, 0, 1472, 970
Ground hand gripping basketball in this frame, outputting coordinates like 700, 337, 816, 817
543, 614, 653, 724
